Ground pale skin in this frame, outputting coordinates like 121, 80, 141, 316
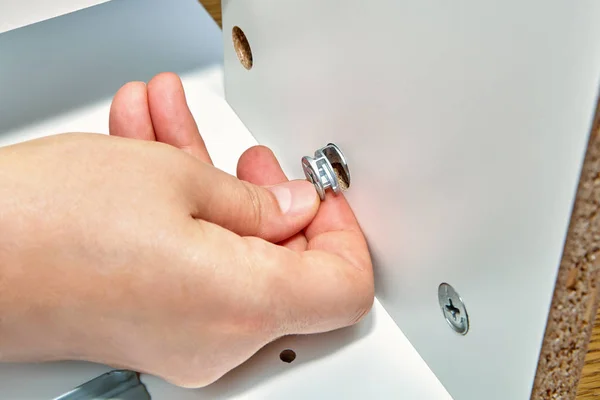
0, 73, 374, 388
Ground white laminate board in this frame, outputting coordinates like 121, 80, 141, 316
0, 1, 450, 399
0, 0, 110, 34
222, 2, 600, 399
141, 300, 451, 400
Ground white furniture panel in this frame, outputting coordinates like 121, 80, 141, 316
222, 2, 600, 399
0, 0, 110, 34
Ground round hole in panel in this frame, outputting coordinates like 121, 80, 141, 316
279, 349, 296, 363
232, 26, 253, 70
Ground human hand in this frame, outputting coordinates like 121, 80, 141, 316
0, 73, 374, 388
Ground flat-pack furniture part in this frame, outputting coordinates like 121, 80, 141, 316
0, 1, 451, 399
221, 2, 600, 398
0, 0, 599, 399
0, 0, 110, 34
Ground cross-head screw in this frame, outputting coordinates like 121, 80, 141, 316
438, 283, 469, 335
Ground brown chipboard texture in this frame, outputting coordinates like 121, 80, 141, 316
532, 96, 600, 399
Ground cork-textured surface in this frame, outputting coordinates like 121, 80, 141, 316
198, 0, 600, 397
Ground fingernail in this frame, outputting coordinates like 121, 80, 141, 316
268, 180, 318, 215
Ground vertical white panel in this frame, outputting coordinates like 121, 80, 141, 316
223, 1, 600, 399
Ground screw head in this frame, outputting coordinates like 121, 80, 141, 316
438, 283, 469, 335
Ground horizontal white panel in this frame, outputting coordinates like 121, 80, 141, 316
142, 301, 451, 400
0, 1, 449, 399
0, 0, 110, 34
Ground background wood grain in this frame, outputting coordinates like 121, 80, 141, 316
200, 0, 221, 26
580, 315, 600, 398
197, 0, 600, 398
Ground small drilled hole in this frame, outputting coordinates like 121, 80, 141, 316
279, 349, 296, 363
232, 26, 253, 70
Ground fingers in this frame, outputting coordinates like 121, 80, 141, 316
185, 159, 319, 243
238, 146, 371, 270
109, 73, 211, 162
237, 145, 289, 185
109, 82, 155, 141
237, 146, 309, 251
304, 194, 371, 268
147, 72, 213, 164
236, 146, 373, 333
283, 183, 373, 332
296, 195, 374, 331
245, 236, 374, 336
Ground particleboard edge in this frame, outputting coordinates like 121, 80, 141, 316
533, 93, 600, 399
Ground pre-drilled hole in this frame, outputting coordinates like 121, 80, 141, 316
279, 349, 296, 363
232, 26, 253, 70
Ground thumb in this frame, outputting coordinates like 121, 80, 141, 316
187, 164, 319, 242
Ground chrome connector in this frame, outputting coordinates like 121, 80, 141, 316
301, 143, 350, 201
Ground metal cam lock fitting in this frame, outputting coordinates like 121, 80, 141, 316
302, 143, 350, 201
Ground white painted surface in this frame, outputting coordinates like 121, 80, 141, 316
141, 300, 451, 400
0, 1, 451, 399
222, 2, 600, 399
0, 0, 110, 34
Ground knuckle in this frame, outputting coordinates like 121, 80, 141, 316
164, 371, 223, 389
241, 182, 265, 234
349, 281, 375, 326
349, 297, 374, 326
158, 355, 234, 389
163, 376, 212, 389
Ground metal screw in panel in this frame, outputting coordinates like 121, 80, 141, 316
302, 143, 351, 200
438, 283, 469, 335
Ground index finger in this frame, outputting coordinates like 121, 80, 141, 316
253, 192, 374, 336
304, 193, 372, 272
147, 73, 214, 164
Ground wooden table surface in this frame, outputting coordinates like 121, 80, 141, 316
580, 317, 600, 399
197, 1, 600, 398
